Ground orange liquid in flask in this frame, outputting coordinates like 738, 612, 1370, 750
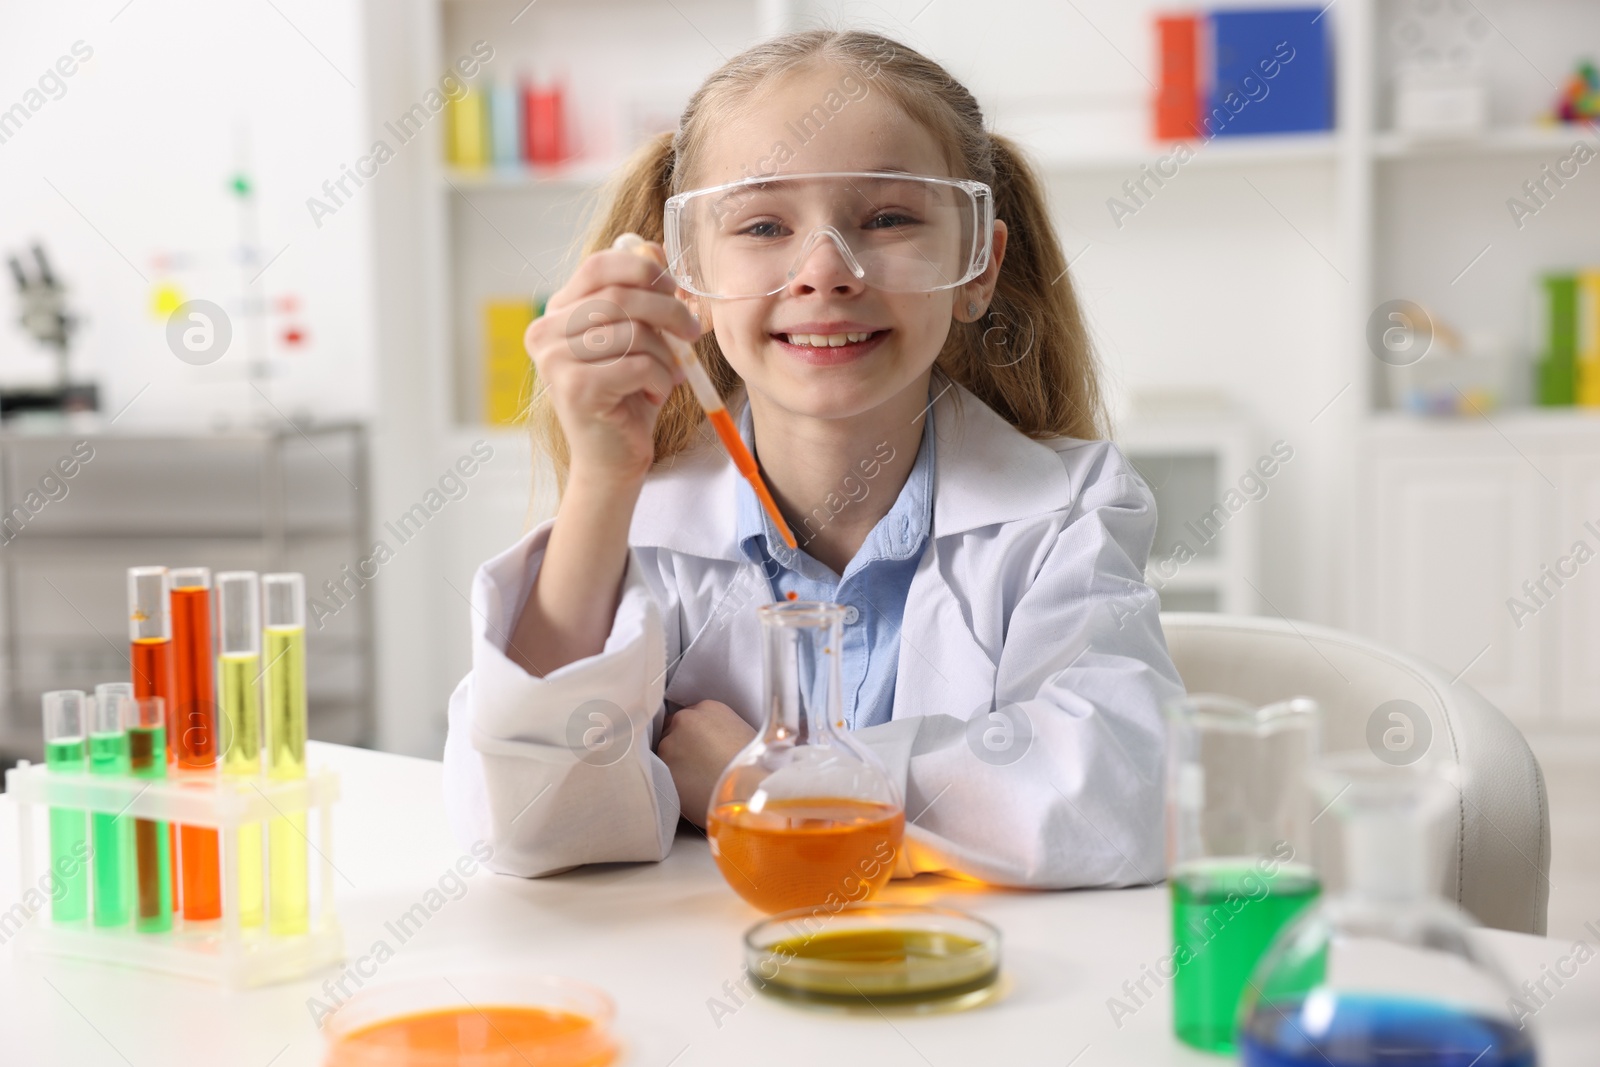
326, 1006, 616, 1067
708, 797, 903, 913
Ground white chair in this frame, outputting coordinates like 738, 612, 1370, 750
1159, 611, 1550, 935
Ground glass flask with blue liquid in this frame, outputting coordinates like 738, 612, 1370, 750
1238, 757, 1538, 1067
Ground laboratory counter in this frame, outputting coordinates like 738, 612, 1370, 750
2, 741, 1596, 1065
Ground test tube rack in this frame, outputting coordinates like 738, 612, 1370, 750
5, 760, 344, 988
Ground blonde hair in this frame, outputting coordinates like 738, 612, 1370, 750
530, 28, 1106, 498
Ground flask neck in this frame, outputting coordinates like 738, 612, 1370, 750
1320, 764, 1456, 905
759, 603, 845, 748
1343, 814, 1430, 902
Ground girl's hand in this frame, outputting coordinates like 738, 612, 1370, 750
526, 239, 703, 485
658, 699, 756, 828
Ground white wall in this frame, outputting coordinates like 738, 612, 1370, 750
0, 0, 375, 427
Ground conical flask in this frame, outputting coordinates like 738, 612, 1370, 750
707, 601, 904, 914
1238, 757, 1538, 1066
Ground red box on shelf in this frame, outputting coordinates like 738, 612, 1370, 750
1154, 14, 1202, 141
523, 81, 568, 165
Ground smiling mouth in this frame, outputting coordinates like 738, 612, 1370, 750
771, 329, 889, 348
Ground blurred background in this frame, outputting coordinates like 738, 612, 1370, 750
1, 1, 1596, 931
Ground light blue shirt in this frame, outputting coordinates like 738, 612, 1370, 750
734, 390, 935, 731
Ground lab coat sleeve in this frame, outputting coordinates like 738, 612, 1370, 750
440, 520, 682, 877
859, 447, 1184, 889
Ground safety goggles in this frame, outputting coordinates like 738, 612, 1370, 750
663, 170, 994, 300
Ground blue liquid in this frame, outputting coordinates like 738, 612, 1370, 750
1240, 994, 1537, 1067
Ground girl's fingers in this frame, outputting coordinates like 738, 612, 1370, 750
546, 318, 684, 385
549, 280, 703, 348
569, 353, 680, 410
564, 244, 679, 298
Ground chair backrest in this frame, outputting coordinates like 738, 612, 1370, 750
1159, 611, 1550, 935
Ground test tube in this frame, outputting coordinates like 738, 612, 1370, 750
128, 565, 180, 913
89, 683, 134, 927
171, 567, 220, 922
42, 691, 89, 923
218, 571, 264, 927
263, 573, 308, 935
125, 696, 173, 932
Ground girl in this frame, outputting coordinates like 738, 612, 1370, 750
442, 29, 1185, 888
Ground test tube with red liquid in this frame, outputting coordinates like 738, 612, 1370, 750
171, 567, 221, 921
128, 566, 180, 913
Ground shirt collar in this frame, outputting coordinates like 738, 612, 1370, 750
629, 376, 1080, 563
733, 385, 935, 576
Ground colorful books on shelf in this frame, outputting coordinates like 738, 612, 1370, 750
1152, 7, 1333, 141
483, 297, 543, 426
448, 79, 568, 170
1535, 270, 1600, 407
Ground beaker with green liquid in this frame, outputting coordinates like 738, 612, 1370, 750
1164, 693, 1322, 1053
42, 690, 89, 923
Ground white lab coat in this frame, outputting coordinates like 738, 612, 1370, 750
442, 379, 1186, 889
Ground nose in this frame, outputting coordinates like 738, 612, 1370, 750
785, 226, 867, 297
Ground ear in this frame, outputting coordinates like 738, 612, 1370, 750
680, 289, 709, 329
957, 218, 1008, 321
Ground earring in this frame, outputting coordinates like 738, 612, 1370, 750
967, 302, 977, 319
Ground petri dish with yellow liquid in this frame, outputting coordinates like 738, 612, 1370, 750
744, 902, 1002, 1012
321, 974, 619, 1067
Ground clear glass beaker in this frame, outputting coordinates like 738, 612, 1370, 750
1238, 757, 1537, 1067
1165, 693, 1323, 1052
706, 601, 905, 914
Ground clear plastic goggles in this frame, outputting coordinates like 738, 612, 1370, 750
663, 170, 994, 300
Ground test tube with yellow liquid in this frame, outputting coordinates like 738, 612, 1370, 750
218, 572, 264, 928
263, 573, 308, 935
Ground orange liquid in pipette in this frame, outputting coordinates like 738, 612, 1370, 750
707, 407, 798, 549
172, 584, 221, 921
326, 1007, 616, 1067
708, 797, 904, 913
131, 636, 180, 912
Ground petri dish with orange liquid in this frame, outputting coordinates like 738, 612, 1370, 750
745, 902, 1002, 1012
321, 974, 619, 1067
706, 602, 905, 914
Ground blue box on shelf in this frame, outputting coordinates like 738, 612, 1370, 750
1205, 7, 1332, 137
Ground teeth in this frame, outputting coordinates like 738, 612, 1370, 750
783, 331, 875, 347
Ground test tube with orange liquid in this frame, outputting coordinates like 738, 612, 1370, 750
128, 566, 180, 912
171, 567, 221, 921
706, 601, 904, 914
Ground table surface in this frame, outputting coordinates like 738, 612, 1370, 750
3, 741, 1596, 1066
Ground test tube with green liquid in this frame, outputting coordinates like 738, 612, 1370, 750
90, 683, 134, 927
42, 691, 89, 923
126, 695, 173, 932
263, 572, 308, 936
218, 571, 264, 928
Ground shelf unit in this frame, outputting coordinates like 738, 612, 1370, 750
401, 0, 1600, 698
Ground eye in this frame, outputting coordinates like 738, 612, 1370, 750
865, 212, 918, 230
738, 220, 788, 239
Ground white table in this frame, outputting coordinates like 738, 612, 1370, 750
3, 741, 1596, 1065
